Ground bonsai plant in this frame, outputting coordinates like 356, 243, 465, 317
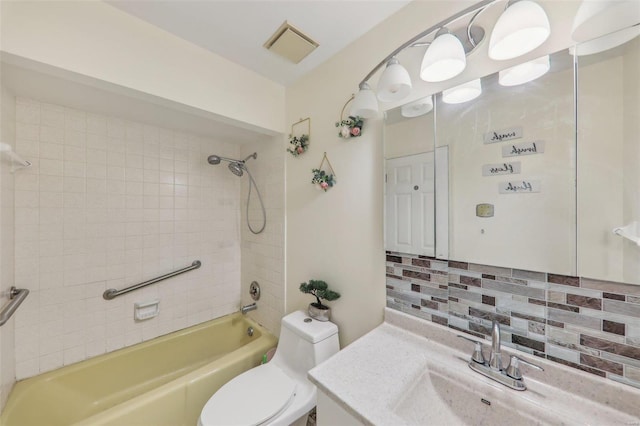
299, 279, 341, 321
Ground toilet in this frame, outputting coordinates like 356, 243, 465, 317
198, 310, 340, 426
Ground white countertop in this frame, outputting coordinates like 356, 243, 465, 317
308, 308, 640, 426
310, 321, 429, 425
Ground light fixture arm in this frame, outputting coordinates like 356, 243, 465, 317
340, 94, 355, 121
466, 7, 488, 48
358, 0, 496, 86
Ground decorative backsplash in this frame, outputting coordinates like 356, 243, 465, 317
386, 251, 640, 389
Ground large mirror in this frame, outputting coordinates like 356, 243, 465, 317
384, 24, 640, 284
436, 50, 575, 276
576, 31, 640, 285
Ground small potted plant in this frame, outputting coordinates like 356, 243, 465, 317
299, 279, 341, 322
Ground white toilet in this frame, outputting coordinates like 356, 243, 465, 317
198, 310, 340, 426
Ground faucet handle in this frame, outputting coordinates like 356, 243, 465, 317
457, 335, 486, 364
505, 355, 544, 380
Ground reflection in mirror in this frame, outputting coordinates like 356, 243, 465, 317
436, 49, 576, 275
384, 98, 436, 257
577, 29, 640, 285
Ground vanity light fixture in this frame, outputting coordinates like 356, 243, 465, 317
350, 82, 379, 118
489, 0, 550, 60
571, 0, 640, 43
498, 55, 550, 86
420, 29, 467, 82
570, 25, 640, 56
442, 79, 482, 104
377, 57, 412, 102
400, 96, 434, 118
347, 0, 496, 118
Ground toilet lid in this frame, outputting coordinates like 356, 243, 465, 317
200, 364, 296, 426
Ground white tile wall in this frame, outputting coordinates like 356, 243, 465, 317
0, 86, 17, 410
12, 97, 247, 380
241, 136, 285, 337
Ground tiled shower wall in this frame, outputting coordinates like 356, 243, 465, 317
386, 251, 640, 389
240, 138, 285, 336
12, 97, 247, 379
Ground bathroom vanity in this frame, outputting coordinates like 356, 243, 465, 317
309, 308, 640, 425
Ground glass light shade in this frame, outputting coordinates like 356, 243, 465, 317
489, 1, 551, 60
401, 96, 434, 118
572, 0, 640, 42
376, 58, 412, 102
442, 79, 482, 104
420, 33, 466, 82
350, 83, 379, 119
570, 25, 640, 56
499, 55, 550, 86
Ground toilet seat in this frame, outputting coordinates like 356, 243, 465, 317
199, 364, 296, 426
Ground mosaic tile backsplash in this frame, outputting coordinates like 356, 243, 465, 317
386, 251, 640, 389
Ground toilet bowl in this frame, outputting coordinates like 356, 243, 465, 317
198, 311, 339, 426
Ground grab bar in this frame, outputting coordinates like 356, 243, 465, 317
103, 260, 201, 300
0, 287, 30, 327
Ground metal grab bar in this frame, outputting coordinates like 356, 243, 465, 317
0, 287, 30, 327
103, 260, 201, 300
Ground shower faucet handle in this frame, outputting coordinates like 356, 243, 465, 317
249, 281, 261, 301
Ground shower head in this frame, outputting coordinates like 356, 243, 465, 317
207, 155, 222, 165
207, 153, 253, 177
228, 162, 244, 177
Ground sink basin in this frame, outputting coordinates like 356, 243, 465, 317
394, 368, 552, 425
393, 357, 638, 426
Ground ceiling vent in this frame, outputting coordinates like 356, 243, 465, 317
264, 21, 319, 64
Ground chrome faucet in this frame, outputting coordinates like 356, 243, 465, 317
458, 321, 544, 391
489, 320, 502, 370
240, 303, 257, 315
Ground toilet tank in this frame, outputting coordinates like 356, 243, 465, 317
271, 311, 339, 377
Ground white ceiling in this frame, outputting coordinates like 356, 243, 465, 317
106, 0, 411, 86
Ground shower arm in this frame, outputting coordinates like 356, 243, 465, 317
242, 152, 257, 163
214, 155, 239, 163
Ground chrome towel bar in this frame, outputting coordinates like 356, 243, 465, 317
0, 286, 30, 327
103, 260, 202, 300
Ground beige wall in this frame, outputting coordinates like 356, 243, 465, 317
384, 112, 435, 159
285, 1, 480, 347
0, 85, 16, 410
0, 1, 285, 135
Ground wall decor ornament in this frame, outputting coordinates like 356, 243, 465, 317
312, 152, 337, 192
336, 116, 364, 138
287, 117, 311, 157
335, 95, 364, 139
287, 134, 309, 157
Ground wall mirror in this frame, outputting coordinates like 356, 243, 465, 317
576, 30, 640, 285
384, 23, 640, 284
436, 49, 575, 276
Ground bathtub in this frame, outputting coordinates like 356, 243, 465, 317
0, 313, 277, 426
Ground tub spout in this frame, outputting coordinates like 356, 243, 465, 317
241, 303, 257, 315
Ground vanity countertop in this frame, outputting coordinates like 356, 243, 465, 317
308, 308, 640, 426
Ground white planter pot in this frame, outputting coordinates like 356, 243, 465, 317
308, 304, 331, 322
